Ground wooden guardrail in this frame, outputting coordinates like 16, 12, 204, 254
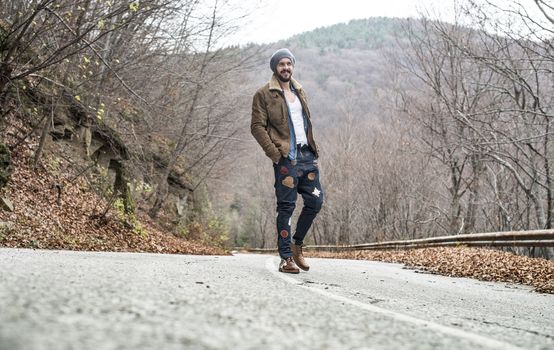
235, 229, 554, 253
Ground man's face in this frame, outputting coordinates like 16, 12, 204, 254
276, 58, 293, 82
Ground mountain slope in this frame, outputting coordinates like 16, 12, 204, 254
285, 17, 409, 50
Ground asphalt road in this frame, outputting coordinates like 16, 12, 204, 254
0, 248, 552, 350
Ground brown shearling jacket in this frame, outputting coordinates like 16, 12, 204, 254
251, 75, 319, 163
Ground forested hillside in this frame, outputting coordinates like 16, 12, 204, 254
232, 5, 554, 260
287, 17, 406, 50
0, 0, 254, 252
2, 1, 554, 260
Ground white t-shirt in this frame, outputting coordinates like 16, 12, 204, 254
288, 96, 308, 146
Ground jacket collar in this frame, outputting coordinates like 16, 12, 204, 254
269, 74, 302, 92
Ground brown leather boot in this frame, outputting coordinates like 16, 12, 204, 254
292, 244, 310, 271
279, 257, 300, 274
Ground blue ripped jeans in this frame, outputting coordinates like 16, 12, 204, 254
273, 145, 324, 259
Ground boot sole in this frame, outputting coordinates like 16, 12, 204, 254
279, 267, 300, 274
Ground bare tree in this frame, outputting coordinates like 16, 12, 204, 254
397, 16, 499, 234
147, 0, 256, 218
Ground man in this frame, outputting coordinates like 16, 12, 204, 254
251, 48, 324, 274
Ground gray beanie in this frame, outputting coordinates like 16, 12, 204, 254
270, 48, 295, 73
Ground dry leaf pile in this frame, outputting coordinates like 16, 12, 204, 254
307, 248, 554, 294
0, 146, 226, 255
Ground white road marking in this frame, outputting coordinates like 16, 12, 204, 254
265, 257, 524, 350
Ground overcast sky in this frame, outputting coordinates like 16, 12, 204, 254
225, 0, 540, 46
226, 0, 454, 45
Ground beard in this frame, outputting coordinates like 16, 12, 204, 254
276, 69, 291, 82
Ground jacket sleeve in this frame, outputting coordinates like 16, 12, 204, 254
251, 90, 281, 163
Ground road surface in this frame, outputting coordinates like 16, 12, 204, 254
0, 248, 552, 350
